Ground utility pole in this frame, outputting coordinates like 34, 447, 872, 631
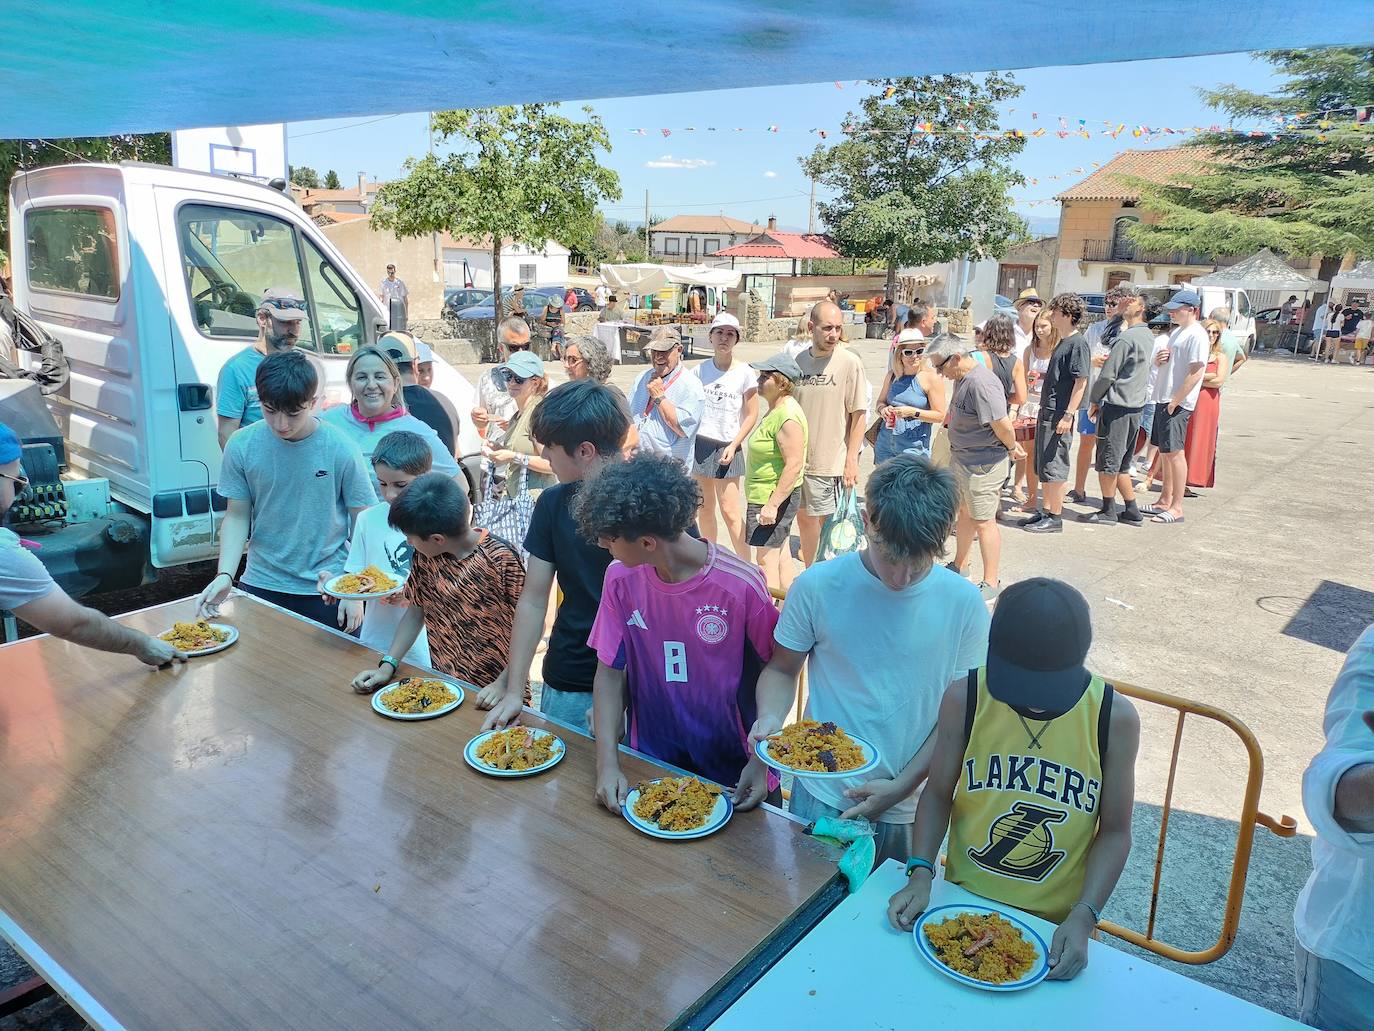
428, 113, 443, 286
806, 176, 817, 275
644, 189, 650, 260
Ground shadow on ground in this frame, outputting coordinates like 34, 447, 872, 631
1104, 803, 1312, 1019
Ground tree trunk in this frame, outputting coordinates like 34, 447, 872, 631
491, 236, 503, 361
885, 259, 897, 303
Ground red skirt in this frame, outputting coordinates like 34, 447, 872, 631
1183, 383, 1221, 488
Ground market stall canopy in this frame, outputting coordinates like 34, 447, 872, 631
2, 2, 1372, 138
1191, 249, 1327, 292
1332, 259, 1374, 291
600, 263, 742, 294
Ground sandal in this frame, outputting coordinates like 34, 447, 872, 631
1138, 504, 1162, 515
1151, 512, 1184, 524
1067, 490, 1088, 504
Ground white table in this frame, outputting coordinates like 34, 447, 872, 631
593, 320, 626, 362
712, 861, 1303, 1029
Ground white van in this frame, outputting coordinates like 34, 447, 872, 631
1137, 283, 1257, 353
7, 162, 475, 590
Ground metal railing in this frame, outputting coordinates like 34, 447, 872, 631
1080, 239, 1214, 266
766, 587, 1297, 964
1099, 680, 1296, 963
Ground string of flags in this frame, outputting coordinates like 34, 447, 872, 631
625, 105, 1372, 142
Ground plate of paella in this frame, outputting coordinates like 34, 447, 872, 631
915, 905, 1050, 992
754, 719, 880, 779
371, 676, 466, 720
464, 726, 566, 777
157, 620, 238, 657
323, 565, 405, 601
622, 776, 733, 841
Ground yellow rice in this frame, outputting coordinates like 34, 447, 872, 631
924, 912, 1037, 984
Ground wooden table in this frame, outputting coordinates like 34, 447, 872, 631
715, 862, 1305, 1029
0, 595, 840, 1030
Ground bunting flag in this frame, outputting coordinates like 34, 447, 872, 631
882, 86, 896, 99
621, 117, 1349, 140
661, 128, 671, 137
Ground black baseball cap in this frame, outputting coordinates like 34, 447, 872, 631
986, 578, 1093, 713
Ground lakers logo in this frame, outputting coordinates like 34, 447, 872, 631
967, 801, 1067, 882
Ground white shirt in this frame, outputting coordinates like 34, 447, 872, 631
1013, 321, 1034, 362
1152, 322, 1209, 410
1356, 319, 1373, 342
594, 284, 609, 307
1314, 303, 1329, 331
773, 556, 990, 823
344, 503, 429, 666
693, 358, 756, 444
1145, 334, 1170, 401
1294, 624, 1374, 983
782, 337, 810, 359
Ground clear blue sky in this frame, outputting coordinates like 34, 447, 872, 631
288, 52, 1279, 234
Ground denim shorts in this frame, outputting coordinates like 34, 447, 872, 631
537, 683, 592, 736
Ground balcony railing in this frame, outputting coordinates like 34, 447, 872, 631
1081, 239, 1214, 266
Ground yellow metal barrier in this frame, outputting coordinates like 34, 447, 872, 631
766, 588, 1299, 964
1099, 680, 1296, 964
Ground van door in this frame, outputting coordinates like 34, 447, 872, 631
1231, 289, 1256, 351
15, 199, 147, 506
151, 192, 374, 566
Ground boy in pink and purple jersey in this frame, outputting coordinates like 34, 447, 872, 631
578, 452, 779, 814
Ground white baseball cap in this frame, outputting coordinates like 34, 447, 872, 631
709, 311, 741, 335
414, 338, 434, 363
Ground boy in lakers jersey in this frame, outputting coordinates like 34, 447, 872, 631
887, 578, 1139, 980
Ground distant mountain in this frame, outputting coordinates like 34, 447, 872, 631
1021, 213, 1059, 238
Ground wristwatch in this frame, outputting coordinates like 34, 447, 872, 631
905, 856, 935, 878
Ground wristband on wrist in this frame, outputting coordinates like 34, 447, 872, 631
905, 857, 935, 878
379, 655, 399, 672
1073, 899, 1101, 923
214, 571, 234, 585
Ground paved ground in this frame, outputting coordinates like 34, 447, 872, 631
5, 343, 1371, 1027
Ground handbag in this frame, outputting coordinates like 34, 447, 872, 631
817, 486, 866, 562
472, 459, 534, 565
1012, 415, 1037, 442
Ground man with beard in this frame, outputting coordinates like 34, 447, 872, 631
628, 325, 705, 472
216, 286, 308, 447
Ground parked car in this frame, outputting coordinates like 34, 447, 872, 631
557, 286, 598, 312
453, 287, 558, 320
1079, 293, 1108, 315
442, 287, 491, 316
1254, 306, 1314, 353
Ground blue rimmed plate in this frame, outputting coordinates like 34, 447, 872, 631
915, 904, 1050, 992
622, 778, 733, 841
371, 677, 466, 721
464, 727, 566, 777
754, 728, 881, 779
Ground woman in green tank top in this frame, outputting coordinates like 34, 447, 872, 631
744, 354, 808, 594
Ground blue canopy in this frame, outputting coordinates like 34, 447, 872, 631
1, 1, 1371, 138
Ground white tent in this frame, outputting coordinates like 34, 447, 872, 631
2, 2, 1371, 137
600, 263, 742, 294
1332, 259, 1374, 292
1190, 248, 1327, 292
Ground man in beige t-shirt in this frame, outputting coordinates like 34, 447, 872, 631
794, 301, 868, 566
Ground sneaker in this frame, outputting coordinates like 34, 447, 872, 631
945, 560, 965, 577
1017, 510, 1046, 528
1024, 515, 1064, 534
1082, 510, 1118, 525
977, 581, 1001, 601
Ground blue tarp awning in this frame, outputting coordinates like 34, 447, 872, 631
2, 1, 1372, 138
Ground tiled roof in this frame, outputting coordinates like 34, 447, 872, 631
714, 231, 840, 260
651, 214, 766, 234
1055, 148, 1214, 201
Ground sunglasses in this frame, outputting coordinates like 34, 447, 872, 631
899, 347, 924, 358
494, 369, 531, 390
266, 298, 306, 312
932, 355, 958, 371
506, 342, 530, 352
1208, 331, 1221, 338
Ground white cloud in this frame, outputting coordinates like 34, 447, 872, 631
644, 154, 715, 170
763, 170, 778, 178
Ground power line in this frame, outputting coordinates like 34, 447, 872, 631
288, 114, 404, 139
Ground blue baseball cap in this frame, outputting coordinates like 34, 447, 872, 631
499, 350, 545, 379
0, 423, 20, 465
1164, 290, 1202, 311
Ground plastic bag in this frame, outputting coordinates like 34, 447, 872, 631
816, 486, 865, 562
805, 815, 877, 893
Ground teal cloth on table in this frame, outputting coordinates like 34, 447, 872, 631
806, 816, 876, 893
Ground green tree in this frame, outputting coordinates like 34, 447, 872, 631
289, 165, 320, 189
0, 133, 170, 245
801, 74, 1028, 297
1130, 47, 1374, 283
372, 104, 621, 313
323, 169, 342, 190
